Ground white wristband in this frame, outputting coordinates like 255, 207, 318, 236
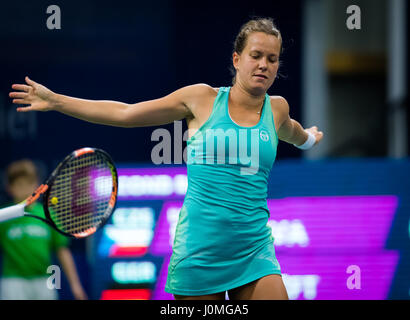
294, 132, 316, 150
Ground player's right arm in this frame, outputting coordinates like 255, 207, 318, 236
10, 76, 208, 127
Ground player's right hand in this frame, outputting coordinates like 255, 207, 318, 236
10, 76, 57, 112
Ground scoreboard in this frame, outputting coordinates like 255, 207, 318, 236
89, 159, 410, 300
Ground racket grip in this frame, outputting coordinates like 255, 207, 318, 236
0, 203, 26, 222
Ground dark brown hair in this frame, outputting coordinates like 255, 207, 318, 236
231, 17, 283, 85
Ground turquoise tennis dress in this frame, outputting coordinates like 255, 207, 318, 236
164, 86, 281, 296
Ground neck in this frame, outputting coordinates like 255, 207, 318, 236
230, 83, 266, 112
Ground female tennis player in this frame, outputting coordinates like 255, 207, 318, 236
10, 17, 323, 300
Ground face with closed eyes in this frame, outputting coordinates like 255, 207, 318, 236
232, 32, 281, 96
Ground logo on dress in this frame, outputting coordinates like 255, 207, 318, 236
260, 130, 270, 142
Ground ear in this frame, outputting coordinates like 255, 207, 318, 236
232, 52, 240, 70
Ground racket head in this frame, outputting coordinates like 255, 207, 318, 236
43, 147, 118, 238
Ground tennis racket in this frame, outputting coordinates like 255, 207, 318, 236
0, 147, 118, 238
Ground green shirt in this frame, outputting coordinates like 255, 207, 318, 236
0, 202, 69, 278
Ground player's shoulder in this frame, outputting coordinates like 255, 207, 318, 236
269, 95, 289, 114
180, 83, 218, 98
176, 83, 218, 106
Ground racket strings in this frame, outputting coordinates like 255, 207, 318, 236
48, 153, 114, 235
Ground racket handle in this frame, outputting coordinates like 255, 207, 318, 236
0, 203, 26, 222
